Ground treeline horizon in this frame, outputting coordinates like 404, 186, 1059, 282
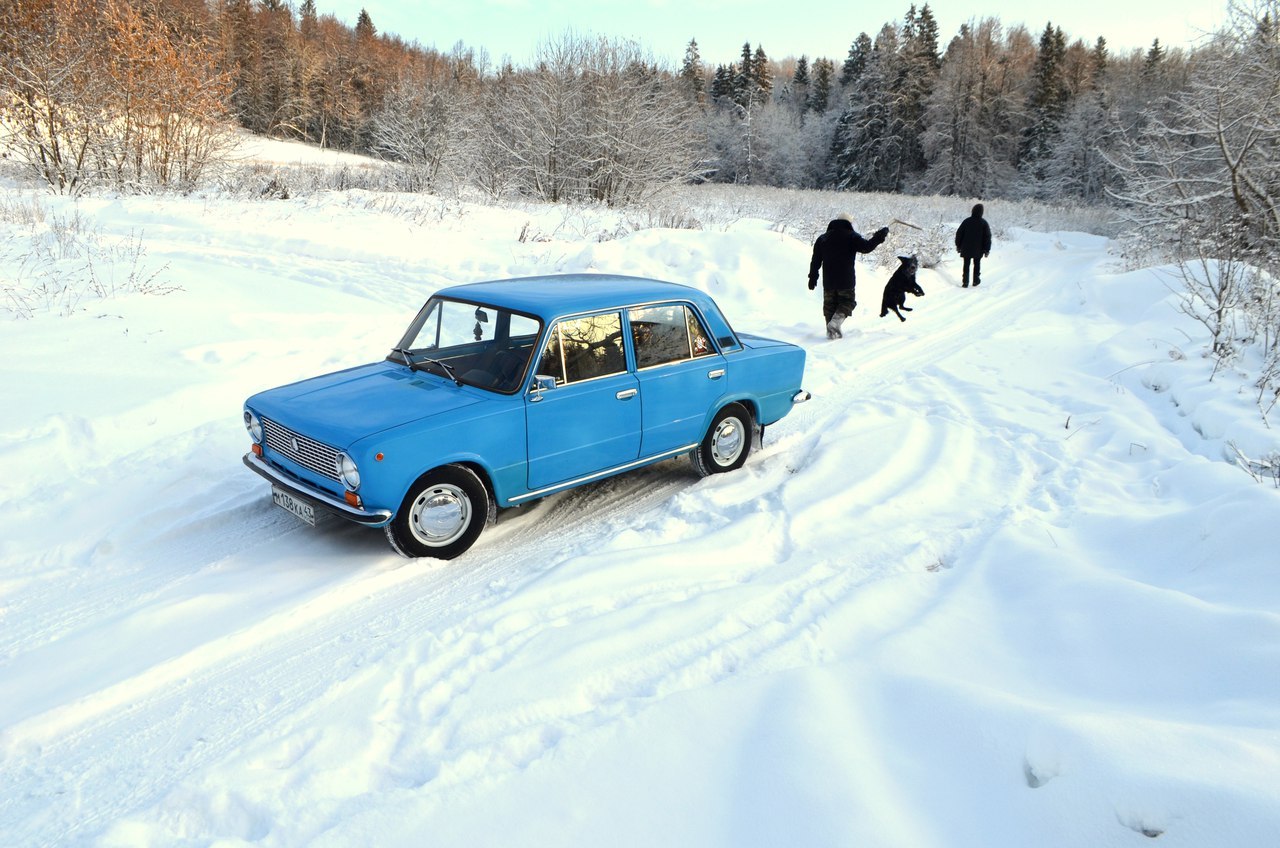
3, 0, 1195, 201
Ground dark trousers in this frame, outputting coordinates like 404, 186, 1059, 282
822, 288, 855, 323
962, 255, 982, 286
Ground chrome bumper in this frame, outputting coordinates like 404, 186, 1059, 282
793, 389, 812, 403
242, 452, 393, 526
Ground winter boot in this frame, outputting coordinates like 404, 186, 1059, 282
826, 311, 847, 339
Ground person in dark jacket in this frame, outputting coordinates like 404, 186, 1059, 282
808, 214, 889, 338
954, 203, 992, 287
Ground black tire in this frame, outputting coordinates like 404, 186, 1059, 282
691, 403, 753, 478
384, 464, 494, 559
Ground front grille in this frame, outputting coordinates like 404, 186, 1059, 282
262, 418, 340, 482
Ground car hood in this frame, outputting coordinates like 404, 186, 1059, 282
246, 361, 487, 449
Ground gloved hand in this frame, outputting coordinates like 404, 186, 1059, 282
875, 226, 889, 240
808, 279, 816, 290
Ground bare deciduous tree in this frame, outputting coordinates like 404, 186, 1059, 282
370, 65, 478, 193
478, 31, 700, 205
1111, 0, 1280, 411
1, 0, 233, 192
1, 0, 111, 192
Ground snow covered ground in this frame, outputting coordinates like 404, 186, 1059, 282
1, 165, 1278, 847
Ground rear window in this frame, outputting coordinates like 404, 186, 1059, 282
629, 304, 716, 369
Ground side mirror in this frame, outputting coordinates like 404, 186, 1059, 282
528, 374, 557, 401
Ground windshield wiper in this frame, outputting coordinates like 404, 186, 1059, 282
389, 347, 414, 365
416, 357, 463, 387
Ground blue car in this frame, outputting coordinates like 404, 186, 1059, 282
243, 274, 810, 559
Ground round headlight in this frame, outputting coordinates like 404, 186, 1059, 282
337, 452, 361, 490
244, 410, 263, 443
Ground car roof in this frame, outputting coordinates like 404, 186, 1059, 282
433, 273, 714, 320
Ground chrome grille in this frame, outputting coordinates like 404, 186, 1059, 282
262, 418, 340, 482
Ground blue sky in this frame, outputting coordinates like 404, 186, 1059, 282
323, 0, 1226, 66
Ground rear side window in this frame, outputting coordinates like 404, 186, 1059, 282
536, 312, 627, 385
630, 304, 716, 369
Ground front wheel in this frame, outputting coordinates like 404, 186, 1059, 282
691, 403, 753, 478
384, 465, 494, 559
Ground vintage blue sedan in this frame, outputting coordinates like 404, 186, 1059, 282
243, 274, 810, 559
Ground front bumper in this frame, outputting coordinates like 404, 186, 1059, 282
243, 452, 393, 526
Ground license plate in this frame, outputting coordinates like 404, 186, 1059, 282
272, 486, 316, 526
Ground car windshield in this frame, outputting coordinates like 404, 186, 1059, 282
390, 297, 542, 394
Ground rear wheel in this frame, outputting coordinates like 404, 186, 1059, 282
691, 403, 753, 477
384, 465, 494, 559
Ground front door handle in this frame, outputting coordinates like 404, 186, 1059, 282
708, 369, 725, 379
616, 388, 638, 400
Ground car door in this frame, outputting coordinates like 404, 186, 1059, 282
628, 303, 728, 457
525, 311, 641, 490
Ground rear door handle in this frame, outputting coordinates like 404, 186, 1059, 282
616, 388, 638, 400
708, 369, 725, 379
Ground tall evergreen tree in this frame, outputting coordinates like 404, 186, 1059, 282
711, 63, 734, 102
792, 55, 811, 112
914, 4, 941, 70
355, 9, 376, 41
830, 23, 907, 191
1091, 36, 1109, 86
899, 4, 942, 176
679, 38, 706, 103
733, 42, 754, 107
1020, 21, 1069, 181
840, 33, 872, 87
809, 58, 834, 113
1143, 38, 1164, 75
752, 44, 772, 103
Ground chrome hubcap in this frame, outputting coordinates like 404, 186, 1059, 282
410, 484, 471, 546
711, 416, 745, 466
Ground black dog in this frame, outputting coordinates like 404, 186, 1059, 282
880, 255, 925, 322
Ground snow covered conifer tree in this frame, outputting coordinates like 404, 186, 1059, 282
752, 44, 772, 103
792, 55, 810, 111
1019, 22, 1069, 190
733, 42, 754, 107
1039, 37, 1116, 202
680, 38, 706, 104
840, 33, 872, 88
808, 58, 834, 114
829, 23, 904, 191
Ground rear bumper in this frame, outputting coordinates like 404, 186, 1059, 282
242, 452, 393, 527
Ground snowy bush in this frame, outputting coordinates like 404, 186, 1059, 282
0, 195, 173, 318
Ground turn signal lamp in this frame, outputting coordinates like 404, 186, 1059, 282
345, 490, 363, 509
252, 443, 263, 457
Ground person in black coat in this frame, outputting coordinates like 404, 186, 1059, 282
954, 203, 992, 287
808, 214, 889, 338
